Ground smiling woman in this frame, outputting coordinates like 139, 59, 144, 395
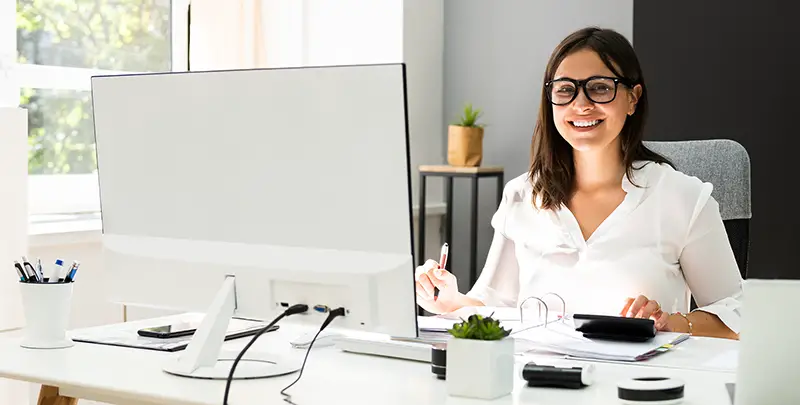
414, 27, 743, 341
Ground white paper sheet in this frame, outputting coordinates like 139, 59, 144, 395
437, 306, 521, 321
513, 320, 690, 362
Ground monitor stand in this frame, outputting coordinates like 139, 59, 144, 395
162, 275, 301, 379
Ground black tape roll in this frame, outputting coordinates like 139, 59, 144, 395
617, 377, 684, 404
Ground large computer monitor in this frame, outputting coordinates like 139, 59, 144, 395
90, 63, 418, 379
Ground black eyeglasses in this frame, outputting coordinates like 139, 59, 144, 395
545, 76, 633, 106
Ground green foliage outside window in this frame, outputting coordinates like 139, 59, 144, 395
16, 0, 172, 174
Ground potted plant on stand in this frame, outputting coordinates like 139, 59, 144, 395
447, 103, 485, 167
446, 314, 514, 399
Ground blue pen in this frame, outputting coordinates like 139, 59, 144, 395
64, 261, 79, 283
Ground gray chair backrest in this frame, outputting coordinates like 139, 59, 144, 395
644, 139, 752, 279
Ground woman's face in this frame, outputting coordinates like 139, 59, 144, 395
550, 49, 642, 153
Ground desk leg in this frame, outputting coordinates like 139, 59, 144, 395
38, 385, 78, 405
469, 176, 479, 286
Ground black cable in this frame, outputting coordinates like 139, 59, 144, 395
280, 307, 346, 404
223, 304, 309, 405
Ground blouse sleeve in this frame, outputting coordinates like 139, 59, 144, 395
679, 190, 744, 334
465, 181, 521, 307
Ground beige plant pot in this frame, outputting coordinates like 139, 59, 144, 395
447, 125, 484, 167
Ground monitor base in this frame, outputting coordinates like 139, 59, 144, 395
163, 348, 300, 380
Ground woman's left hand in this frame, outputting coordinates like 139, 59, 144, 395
621, 295, 671, 331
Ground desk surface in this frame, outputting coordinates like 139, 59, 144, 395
0, 324, 738, 405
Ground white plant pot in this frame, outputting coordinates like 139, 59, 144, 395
446, 336, 515, 400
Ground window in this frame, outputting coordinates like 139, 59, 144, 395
0, 0, 188, 217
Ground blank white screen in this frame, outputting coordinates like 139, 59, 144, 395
91, 64, 413, 256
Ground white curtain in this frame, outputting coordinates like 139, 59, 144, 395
188, 0, 268, 70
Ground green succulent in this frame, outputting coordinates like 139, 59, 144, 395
452, 103, 484, 128
447, 314, 511, 341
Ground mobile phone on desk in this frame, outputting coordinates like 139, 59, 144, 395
138, 322, 198, 339
572, 313, 656, 342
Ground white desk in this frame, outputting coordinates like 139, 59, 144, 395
0, 323, 737, 405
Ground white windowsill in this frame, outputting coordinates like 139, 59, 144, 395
28, 202, 448, 248
28, 212, 103, 248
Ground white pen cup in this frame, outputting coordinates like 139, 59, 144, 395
19, 281, 75, 349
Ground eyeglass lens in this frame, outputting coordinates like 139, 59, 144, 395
549, 77, 617, 105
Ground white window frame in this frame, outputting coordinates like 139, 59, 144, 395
0, 0, 189, 217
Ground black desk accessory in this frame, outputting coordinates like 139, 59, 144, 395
573, 314, 656, 342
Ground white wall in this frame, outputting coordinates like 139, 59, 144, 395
304, 0, 404, 66
261, 0, 304, 67
299, 0, 445, 208
0, 108, 28, 332
403, 0, 445, 208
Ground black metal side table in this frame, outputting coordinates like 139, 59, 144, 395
417, 165, 505, 288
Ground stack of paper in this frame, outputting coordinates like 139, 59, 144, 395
513, 321, 691, 362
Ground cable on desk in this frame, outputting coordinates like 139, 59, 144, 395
280, 307, 346, 404
223, 304, 309, 405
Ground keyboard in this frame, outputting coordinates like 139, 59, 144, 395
334, 335, 433, 362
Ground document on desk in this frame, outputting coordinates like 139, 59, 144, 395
513, 321, 690, 362
436, 306, 521, 322
70, 314, 267, 352
417, 307, 522, 333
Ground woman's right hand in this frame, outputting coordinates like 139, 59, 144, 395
415, 259, 463, 314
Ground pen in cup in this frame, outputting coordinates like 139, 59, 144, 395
64, 261, 79, 283
14, 261, 28, 282
434, 243, 448, 301
21, 257, 40, 283
46, 259, 64, 283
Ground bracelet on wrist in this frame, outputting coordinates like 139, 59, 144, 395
676, 312, 693, 335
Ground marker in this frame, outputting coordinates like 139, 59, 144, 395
49, 259, 64, 283
434, 243, 448, 301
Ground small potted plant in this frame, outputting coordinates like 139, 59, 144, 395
445, 314, 514, 399
447, 103, 485, 167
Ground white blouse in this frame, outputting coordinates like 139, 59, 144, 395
466, 161, 744, 333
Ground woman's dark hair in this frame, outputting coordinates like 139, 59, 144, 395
529, 27, 672, 210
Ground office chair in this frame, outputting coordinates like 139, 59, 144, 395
644, 140, 752, 280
